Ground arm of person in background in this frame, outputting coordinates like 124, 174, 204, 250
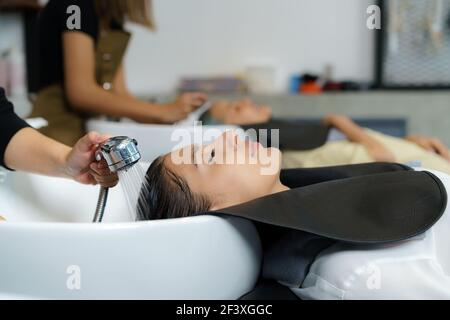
112, 63, 208, 122
63, 32, 207, 123
323, 114, 396, 162
404, 134, 450, 161
4, 129, 118, 187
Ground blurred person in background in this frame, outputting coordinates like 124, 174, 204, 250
30, 0, 206, 146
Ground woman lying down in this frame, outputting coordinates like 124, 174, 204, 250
137, 130, 450, 300
204, 99, 450, 174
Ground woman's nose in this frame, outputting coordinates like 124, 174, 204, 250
211, 130, 237, 151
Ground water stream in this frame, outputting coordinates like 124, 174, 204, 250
118, 164, 147, 221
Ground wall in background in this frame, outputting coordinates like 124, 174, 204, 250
0, 13, 24, 53
0, 12, 28, 101
125, 0, 376, 95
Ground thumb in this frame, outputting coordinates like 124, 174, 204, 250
76, 132, 109, 153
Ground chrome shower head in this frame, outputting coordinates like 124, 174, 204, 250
92, 136, 141, 223
95, 136, 141, 173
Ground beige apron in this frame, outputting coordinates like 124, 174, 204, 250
30, 20, 131, 146
282, 129, 450, 174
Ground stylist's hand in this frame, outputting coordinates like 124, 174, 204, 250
64, 132, 119, 187
160, 92, 207, 123
90, 159, 119, 188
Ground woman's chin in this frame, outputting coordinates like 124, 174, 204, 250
268, 147, 281, 159
257, 147, 282, 175
272, 148, 283, 171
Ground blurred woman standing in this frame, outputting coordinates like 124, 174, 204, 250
31, 0, 206, 146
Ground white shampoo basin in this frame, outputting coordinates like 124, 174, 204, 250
0, 167, 261, 299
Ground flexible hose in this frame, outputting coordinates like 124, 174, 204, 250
93, 187, 109, 223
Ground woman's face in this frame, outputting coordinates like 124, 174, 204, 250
163, 131, 283, 210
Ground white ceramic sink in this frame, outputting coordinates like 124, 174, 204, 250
0, 166, 261, 299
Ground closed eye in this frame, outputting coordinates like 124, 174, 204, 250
209, 148, 215, 164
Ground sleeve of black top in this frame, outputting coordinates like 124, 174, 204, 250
59, 0, 98, 40
0, 87, 31, 169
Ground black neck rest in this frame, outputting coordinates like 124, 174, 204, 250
201, 163, 448, 288
209, 163, 446, 244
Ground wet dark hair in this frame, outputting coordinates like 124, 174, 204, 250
137, 156, 212, 220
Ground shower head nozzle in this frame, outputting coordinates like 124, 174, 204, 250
96, 136, 141, 173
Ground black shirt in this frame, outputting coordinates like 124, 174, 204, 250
0, 88, 30, 168
37, 0, 108, 90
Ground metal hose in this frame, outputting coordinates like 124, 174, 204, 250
93, 187, 109, 223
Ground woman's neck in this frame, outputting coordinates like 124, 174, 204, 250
270, 181, 290, 195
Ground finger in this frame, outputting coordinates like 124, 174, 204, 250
414, 138, 432, 152
76, 172, 98, 185
73, 132, 112, 167
431, 139, 450, 159
90, 162, 117, 177
90, 171, 119, 187
91, 159, 109, 170
93, 179, 117, 188
422, 141, 435, 152
262, 106, 272, 116
90, 164, 115, 176
192, 101, 204, 108
90, 169, 119, 182
91, 175, 119, 186
189, 100, 205, 109
190, 93, 208, 106
74, 132, 102, 153
98, 133, 112, 142
89, 131, 112, 144
181, 104, 193, 113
